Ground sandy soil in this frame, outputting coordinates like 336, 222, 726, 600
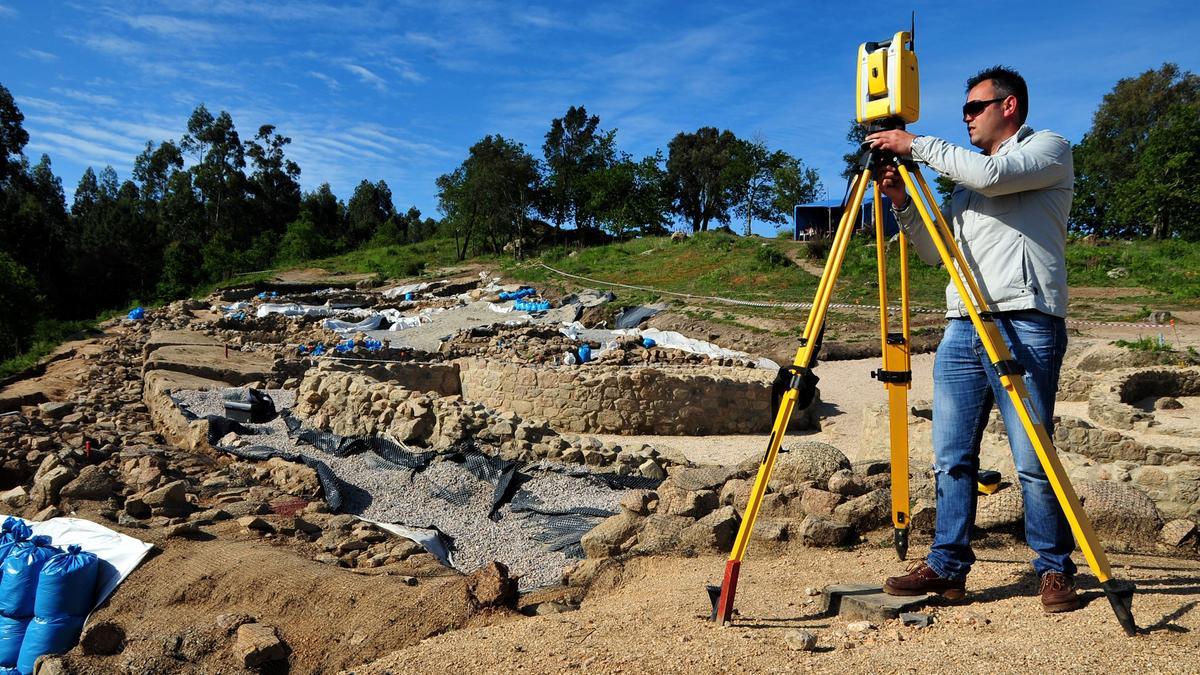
354, 544, 1200, 674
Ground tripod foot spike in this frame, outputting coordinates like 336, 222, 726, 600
1101, 579, 1138, 636
710, 560, 741, 624
894, 528, 909, 561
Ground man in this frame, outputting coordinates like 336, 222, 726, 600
864, 66, 1079, 613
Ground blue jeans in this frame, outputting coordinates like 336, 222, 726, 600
925, 311, 1076, 581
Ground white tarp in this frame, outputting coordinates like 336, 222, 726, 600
559, 326, 778, 370
381, 282, 432, 299
8, 516, 152, 614
322, 315, 385, 334
255, 302, 339, 318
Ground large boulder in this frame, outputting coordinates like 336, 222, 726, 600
60, 465, 117, 501
631, 514, 694, 555
796, 515, 850, 547
581, 511, 644, 558
234, 623, 287, 668
656, 482, 718, 519
771, 442, 850, 487
466, 561, 518, 608
679, 506, 740, 552
832, 489, 891, 532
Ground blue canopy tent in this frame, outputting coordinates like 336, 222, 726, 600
792, 191, 898, 241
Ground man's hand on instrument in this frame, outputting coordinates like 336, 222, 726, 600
876, 162, 908, 209
865, 129, 916, 157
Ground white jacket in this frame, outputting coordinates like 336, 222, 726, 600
894, 125, 1073, 318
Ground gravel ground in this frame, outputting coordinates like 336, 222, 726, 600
174, 388, 627, 590
361, 301, 579, 352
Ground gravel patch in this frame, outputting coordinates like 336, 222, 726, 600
174, 388, 628, 590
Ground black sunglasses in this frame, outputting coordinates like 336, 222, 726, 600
962, 97, 1006, 117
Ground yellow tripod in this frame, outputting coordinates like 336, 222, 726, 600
707, 144, 1138, 637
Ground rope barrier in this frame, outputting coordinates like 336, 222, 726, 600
535, 262, 1179, 330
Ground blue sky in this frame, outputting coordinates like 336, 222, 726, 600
2, 1, 1198, 235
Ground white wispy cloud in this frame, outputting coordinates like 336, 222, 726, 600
342, 63, 388, 92
28, 132, 130, 169
68, 32, 145, 57
308, 71, 340, 90
114, 13, 223, 41
0, 4, 16, 17
383, 58, 425, 84
49, 87, 118, 107
403, 32, 444, 50
21, 48, 58, 62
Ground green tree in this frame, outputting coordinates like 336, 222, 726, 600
132, 140, 183, 206
729, 138, 821, 236
1072, 63, 1200, 237
156, 170, 205, 298
1111, 101, 1200, 240
541, 105, 615, 233
771, 154, 823, 221
246, 124, 301, 237
584, 152, 670, 239
0, 251, 39, 358
346, 179, 395, 249
841, 120, 868, 180
0, 84, 28, 186
666, 127, 743, 233
181, 105, 248, 269
438, 135, 539, 260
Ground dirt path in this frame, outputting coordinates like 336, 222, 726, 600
355, 545, 1200, 674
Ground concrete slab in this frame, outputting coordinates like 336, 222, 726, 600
821, 583, 933, 623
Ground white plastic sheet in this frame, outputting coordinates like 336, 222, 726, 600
381, 282, 432, 299
7, 516, 152, 614
255, 303, 339, 318
322, 315, 385, 334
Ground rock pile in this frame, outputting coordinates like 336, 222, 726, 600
576, 442, 905, 562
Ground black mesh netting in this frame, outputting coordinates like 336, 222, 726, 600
528, 513, 602, 557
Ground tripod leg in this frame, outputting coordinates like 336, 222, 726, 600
871, 183, 911, 560
896, 163, 1137, 636
711, 168, 873, 624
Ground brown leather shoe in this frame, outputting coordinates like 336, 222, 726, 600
1039, 572, 1081, 613
883, 560, 966, 601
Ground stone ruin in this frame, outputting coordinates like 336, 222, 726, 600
10, 271, 1196, 606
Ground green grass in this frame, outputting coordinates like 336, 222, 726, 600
1065, 238, 1200, 301
506, 231, 949, 312
1113, 336, 1175, 353
208, 238, 465, 292
0, 318, 101, 381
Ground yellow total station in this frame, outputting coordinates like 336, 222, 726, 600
856, 31, 920, 125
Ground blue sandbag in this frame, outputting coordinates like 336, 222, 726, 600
0, 615, 27, 667
34, 545, 98, 618
0, 520, 30, 566
16, 615, 84, 675
0, 537, 60, 619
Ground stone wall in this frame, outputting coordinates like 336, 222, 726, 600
454, 357, 816, 435
1089, 367, 1200, 430
318, 360, 460, 396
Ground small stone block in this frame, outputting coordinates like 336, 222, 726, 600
900, 611, 933, 628
821, 584, 933, 623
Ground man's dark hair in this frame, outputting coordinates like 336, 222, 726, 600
967, 66, 1029, 125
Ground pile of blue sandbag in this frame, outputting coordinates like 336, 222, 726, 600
0, 518, 99, 674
